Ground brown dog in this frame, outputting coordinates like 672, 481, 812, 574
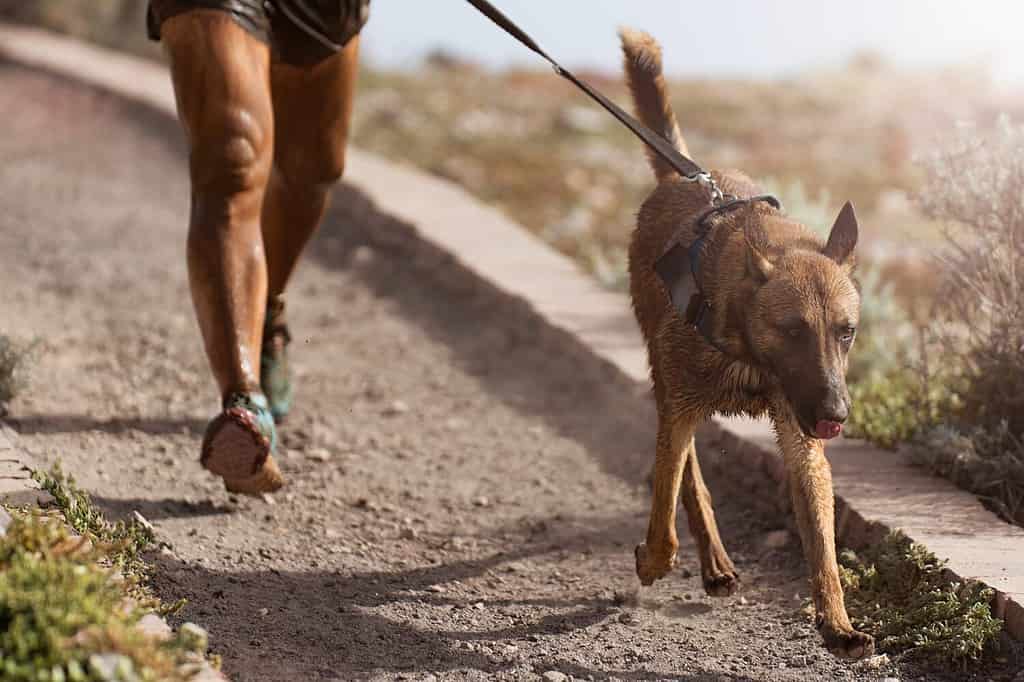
620, 29, 873, 659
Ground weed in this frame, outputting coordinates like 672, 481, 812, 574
840, 531, 1003, 664
0, 335, 38, 414
0, 507, 203, 681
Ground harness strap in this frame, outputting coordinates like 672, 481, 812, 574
464, 0, 707, 181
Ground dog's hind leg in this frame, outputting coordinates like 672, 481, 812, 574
680, 441, 739, 596
774, 409, 874, 659
635, 411, 697, 585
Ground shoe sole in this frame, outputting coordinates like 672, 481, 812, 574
200, 407, 284, 495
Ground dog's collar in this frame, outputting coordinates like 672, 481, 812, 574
656, 194, 782, 358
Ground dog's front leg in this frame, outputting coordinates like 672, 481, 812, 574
774, 410, 874, 659
635, 412, 697, 585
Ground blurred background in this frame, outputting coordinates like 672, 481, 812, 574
2, 1, 1023, 524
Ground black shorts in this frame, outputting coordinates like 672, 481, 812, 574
147, 0, 370, 66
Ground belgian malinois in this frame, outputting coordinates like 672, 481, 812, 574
620, 29, 872, 658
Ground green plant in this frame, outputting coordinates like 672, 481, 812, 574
31, 465, 154, 577
0, 508, 202, 681
0, 335, 38, 413
840, 531, 1002, 663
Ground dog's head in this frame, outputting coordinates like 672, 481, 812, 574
742, 202, 860, 439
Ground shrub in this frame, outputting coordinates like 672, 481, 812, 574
918, 117, 1024, 437
0, 465, 204, 681
840, 531, 1003, 663
0, 336, 38, 415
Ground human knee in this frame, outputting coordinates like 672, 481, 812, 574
190, 107, 273, 198
276, 142, 347, 192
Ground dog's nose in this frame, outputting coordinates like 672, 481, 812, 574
817, 396, 849, 424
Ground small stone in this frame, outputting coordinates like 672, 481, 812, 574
679, 567, 693, 578
618, 612, 638, 625
177, 623, 209, 653
472, 496, 490, 507
307, 448, 331, 462
258, 607, 270, 617
542, 672, 569, 682
137, 613, 172, 640
0, 508, 12, 536
399, 527, 419, 540
88, 654, 138, 682
855, 654, 890, 671
787, 655, 807, 668
261, 493, 276, 505
132, 511, 154, 533
762, 529, 790, 550
612, 589, 636, 606
427, 584, 447, 593
473, 601, 485, 610
738, 596, 749, 605
382, 400, 409, 416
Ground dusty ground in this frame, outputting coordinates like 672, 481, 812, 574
0, 62, 1019, 681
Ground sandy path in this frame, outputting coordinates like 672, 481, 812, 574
0, 61, 981, 681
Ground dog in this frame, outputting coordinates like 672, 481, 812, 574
619, 29, 873, 659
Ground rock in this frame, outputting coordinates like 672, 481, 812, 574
132, 511, 154, 533
399, 527, 419, 540
260, 492, 276, 505
258, 607, 270, 617
0, 507, 12, 536
88, 654, 139, 682
472, 496, 490, 508
306, 448, 331, 462
738, 596, 749, 605
137, 613, 172, 640
542, 672, 569, 682
382, 400, 409, 416
618, 612, 638, 625
177, 623, 209, 653
762, 529, 791, 550
855, 654, 890, 671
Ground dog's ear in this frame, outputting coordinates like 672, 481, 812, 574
745, 239, 774, 283
823, 201, 858, 266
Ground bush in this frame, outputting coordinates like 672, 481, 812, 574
918, 117, 1024, 436
840, 531, 1003, 663
0, 336, 38, 415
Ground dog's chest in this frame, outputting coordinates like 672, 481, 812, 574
713, 359, 773, 415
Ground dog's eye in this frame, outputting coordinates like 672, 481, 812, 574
839, 326, 857, 344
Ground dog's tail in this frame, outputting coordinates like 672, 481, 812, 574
619, 27, 688, 182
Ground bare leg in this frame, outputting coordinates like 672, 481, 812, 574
679, 441, 739, 595
262, 36, 361, 298
774, 407, 874, 659
162, 11, 283, 493
161, 11, 273, 397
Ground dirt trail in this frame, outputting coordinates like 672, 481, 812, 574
0, 62, 989, 681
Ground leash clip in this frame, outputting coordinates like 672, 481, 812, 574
682, 171, 724, 205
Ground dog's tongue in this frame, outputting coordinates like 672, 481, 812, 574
815, 421, 843, 440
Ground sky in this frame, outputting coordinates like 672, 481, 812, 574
359, 1, 1024, 83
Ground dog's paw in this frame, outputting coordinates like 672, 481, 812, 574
702, 570, 740, 597
820, 626, 874, 659
634, 542, 676, 586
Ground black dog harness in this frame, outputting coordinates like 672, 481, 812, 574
465, 0, 782, 354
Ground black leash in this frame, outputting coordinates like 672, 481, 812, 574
463, 0, 709, 185
465, 0, 785, 358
